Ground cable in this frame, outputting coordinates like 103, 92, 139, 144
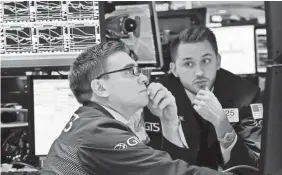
2, 128, 21, 148
56, 71, 63, 76
11, 161, 37, 169
222, 165, 259, 173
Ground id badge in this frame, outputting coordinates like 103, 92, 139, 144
250, 103, 263, 119
223, 108, 239, 123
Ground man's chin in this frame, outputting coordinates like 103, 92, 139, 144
189, 87, 204, 95
138, 96, 149, 108
184, 84, 210, 95
196, 82, 211, 90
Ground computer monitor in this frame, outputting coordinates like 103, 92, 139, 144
105, 2, 163, 68
255, 27, 268, 73
28, 75, 81, 156
157, 8, 207, 37
260, 64, 282, 175
210, 25, 256, 75
1, 1, 105, 71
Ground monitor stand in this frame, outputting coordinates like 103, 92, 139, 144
38, 156, 47, 169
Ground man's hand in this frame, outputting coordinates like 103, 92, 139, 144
147, 83, 179, 125
192, 86, 227, 125
192, 87, 235, 140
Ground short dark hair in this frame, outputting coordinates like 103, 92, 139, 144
170, 26, 218, 62
69, 41, 128, 104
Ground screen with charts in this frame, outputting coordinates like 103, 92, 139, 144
30, 77, 81, 156
210, 25, 256, 75
105, 2, 163, 68
0, 1, 104, 68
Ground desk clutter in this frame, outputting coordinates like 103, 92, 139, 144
1, 163, 39, 174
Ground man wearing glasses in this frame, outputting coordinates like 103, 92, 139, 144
41, 41, 229, 175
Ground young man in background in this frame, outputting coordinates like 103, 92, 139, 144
144, 26, 262, 170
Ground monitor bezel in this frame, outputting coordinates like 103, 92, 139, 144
105, 1, 164, 69
254, 25, 267, 75
27, 75, 69, 158
210, 24, 257, 75
260, 64, 282, 175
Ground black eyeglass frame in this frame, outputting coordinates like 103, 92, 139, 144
96, 66, 141, 79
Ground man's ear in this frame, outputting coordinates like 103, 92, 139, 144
216, 54, 221, 70
170, 62, 179, 77
91, 79, 109, 98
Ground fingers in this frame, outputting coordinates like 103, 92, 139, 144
192, 98, 205, 106
147, 83, 166, 100
197, 86, 210, 95
196, 86, 214, 101
158, 90, 175, 110
152, 90, 166, 107
195, 94, 209, 101
147, 83, 175, 109
193, 104, 201, 112
159, 97, 175, 110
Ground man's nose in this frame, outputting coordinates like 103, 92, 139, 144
138, 73, 148, 85
195, 65, 204, 77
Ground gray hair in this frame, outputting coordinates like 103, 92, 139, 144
69, 41, 128, 104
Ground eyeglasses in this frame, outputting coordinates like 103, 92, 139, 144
96, 66, 142, 79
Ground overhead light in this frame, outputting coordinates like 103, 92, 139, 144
211, 15, 223, 22
230, 15, 240, 21
219, 9, 228, 14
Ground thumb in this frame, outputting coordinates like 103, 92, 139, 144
204, 85, 209, 91
147, 100, 154, 109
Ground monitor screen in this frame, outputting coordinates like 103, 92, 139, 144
255, 28, 268, 73
28, 76, 81, 156
105, 2, 163, 68
210, 25, 256, 75
157, 8, 207, 36
1, 76, 29, 110
1, 1, 105, 69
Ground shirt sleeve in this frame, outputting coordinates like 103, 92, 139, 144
163, 121, 237, 165
220, 134, 238, 164
161, 121, 189, 148
77, 118, 228, 175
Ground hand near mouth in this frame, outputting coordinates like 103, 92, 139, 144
146, 83, 179, 126
192, 85, 227, 125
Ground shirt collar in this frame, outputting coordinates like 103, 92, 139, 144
100, 105, 129, 125
100, 105, 150, 143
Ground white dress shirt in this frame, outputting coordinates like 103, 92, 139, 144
101, 105, 150, 144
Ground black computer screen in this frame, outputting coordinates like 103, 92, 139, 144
260, 64, 282, 175
157, 8, 207, 36
28, 76, 81, 156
